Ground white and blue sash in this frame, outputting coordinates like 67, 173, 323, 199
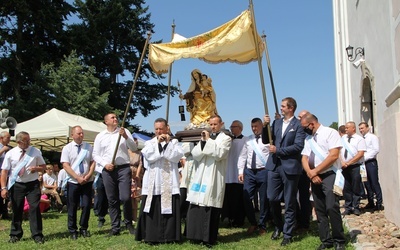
63, 143, 90, 188
249, 138, 267, 166
8, 147, 34, 189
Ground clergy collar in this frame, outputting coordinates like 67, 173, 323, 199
233, 134, 243, 139
210, 132, 220, 140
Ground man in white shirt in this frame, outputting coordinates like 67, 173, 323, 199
0, 131, 46, 244
301, 113, 345, 250
340, 121, 367, 216
93, 113, 137, 236
358, 122, 383, 211
238, 118, 269, 235
60, 126, 95, 239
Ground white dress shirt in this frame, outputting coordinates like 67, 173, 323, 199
363, 132, 379, 161
60, 141, 94, 184
93, 127, 137, 170
1, 146, 45, 183
237, 134, 269, 174
340, 133, 367, 164
301, 125, 342, 173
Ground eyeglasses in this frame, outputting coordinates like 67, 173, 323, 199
230, 126, 240, 129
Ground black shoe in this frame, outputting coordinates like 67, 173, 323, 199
353, 208, 361, 216
80, 229, 91, 238
8, 236, 20, 243
271, 229, 281, 240
364, 203, 375, 209
281, 238, 292, 246
33, 236, 44, 244
334, 243, 345, 250
341, 210, 352, 216
106, 230, 120, 237
97, 220, 105, 228
70, 233, 78, 240
374, 205, 384, 211
126, 224, 135, 235
316, 243, 334, 250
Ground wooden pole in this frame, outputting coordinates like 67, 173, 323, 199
165, 20, 176, 122
111, 32, 152, 164
248, 0, 273, 144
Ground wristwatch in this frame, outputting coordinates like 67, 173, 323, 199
1, 187, 7, 190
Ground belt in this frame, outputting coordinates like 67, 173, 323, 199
319, 170, 335, 178
115, 164, 130, 169
347, 163, 361, 168
365, 159, 377, 164
250, 168, 265, 172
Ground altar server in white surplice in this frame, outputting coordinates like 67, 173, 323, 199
135, 118, 184, 244
221, 120, 246, 227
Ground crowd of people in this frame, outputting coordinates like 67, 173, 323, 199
0, 101, 383, 249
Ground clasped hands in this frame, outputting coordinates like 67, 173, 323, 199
75, 174, 91, 185
158, 133, 171, 143
201, 130, 210, 141
307, 169, 322, 185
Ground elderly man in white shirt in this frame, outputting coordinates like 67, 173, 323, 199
0, 131, 46, 244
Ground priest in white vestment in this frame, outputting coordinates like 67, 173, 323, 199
186, 115, 232, 246
135, 118, 184, 243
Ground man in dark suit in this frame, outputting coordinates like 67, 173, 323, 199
262, 97, 306, 246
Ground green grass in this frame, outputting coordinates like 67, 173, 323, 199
0, 210, 355, 250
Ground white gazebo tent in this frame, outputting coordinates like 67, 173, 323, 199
8, 108, 106, 151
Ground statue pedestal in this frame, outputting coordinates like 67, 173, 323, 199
175, 129, 232, 142
175, 129, 203, 142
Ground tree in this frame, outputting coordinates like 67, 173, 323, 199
0, 0, 74, 121
67, 0, 177, 126
329, 122, 338, 130
41, 51, 112, 120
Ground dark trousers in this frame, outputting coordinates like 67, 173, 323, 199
364, 159, 383, 206
10, 180, 43, 239
0, 195, 8, 218
243, 168, 268, 228
94, 174, 108, 221
180, 188, 189, 220
267, 166, 300, 239
312, 171, 345, 245
102, 165, 132, 232
297, 170, 311, 228
342, 164, 361, 211
221, 183, 245, 226
67, 181, 93, 233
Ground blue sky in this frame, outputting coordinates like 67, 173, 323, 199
134, 1, 337, 135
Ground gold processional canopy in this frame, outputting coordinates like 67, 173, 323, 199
149, 10, 265, 74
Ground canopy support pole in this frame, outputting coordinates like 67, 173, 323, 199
249, 0, 273, 144
112, 32, 152, 164
165, 21, 176, 122
262, 33, 279, 115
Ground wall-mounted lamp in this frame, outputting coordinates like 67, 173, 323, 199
346, 45, 365, 62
